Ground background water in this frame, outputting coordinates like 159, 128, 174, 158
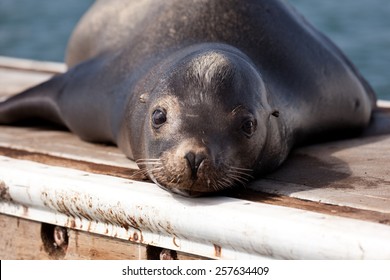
0, 0, 389, 99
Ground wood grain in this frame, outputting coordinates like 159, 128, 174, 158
0, 214, 50, 260
0, 214, 207, 260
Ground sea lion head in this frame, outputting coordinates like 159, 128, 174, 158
132, 45, 281, 196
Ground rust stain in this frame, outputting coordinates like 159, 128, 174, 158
133, 232, 139, 241
165, 221, 174, 234
67, 218, 76, 228
379, 219, 390, 225
214, 244, 222, 258
139, 232, 144, 243
37, 185, 153, 242
22, 205, 29, 216
128, 231, 142, 242
0, 180, 12, 202
173, 237, 180, 248
128, 215, 140, 228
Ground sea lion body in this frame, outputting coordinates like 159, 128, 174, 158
0, 0, 376, 196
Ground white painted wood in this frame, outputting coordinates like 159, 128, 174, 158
377, 100, 390, 108
0, 56, 66, 73
1, 155, 390, 259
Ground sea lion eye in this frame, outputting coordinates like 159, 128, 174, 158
152, 108, 167, 128
241, 119, 257, 137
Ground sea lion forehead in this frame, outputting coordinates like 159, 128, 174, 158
187, 51, 235, 85
178, 49, 264, 108
173, 50, 238, 105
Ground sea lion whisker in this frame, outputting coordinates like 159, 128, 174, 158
217, 177, 236, 190
136, 162, 163, 167
213, 181, 225, 191
128, 168, 149, 179
228, 169, 254, 179
148, 167, 164, 174
228, 172, 250, 181
130, 168, 148, 174
212, 179, 223, 191
219, 177, 234, 188
226, 173, 249, 186
228, 166, 254, 172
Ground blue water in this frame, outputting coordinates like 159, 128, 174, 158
0, 0, 389, 99
290, 0, 390, 100
0, 0, 93, 61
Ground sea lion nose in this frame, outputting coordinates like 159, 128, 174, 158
184, 151, 206, 180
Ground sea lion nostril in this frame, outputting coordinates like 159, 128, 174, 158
184, 152, 206, 179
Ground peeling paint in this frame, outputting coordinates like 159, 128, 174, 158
172, 237, 180, 248
132, 232, 139, 241
214, 244, 222, 258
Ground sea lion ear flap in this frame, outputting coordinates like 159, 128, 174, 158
139, 93, 149, 103
271, 109, 280, 118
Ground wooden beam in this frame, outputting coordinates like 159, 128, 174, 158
0, 214, 208, 260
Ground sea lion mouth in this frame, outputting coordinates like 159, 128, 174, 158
135, 157, 253, 197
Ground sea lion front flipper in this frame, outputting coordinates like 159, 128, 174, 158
0, 74, 65, 126
0, 54, 122, 144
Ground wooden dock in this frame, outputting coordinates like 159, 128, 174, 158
0, 56, 389, 260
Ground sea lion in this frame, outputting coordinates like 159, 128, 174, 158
0, 0, 376, 196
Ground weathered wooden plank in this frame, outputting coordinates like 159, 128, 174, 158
65, 229, 146, 260
0, 213, 148, 260
0, 214, 205, 260
0, 214, 50, 260
250, 134, 390, 213
65, 230, 207, 260
0, 126, 138, 169
0, 56, 66, 74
